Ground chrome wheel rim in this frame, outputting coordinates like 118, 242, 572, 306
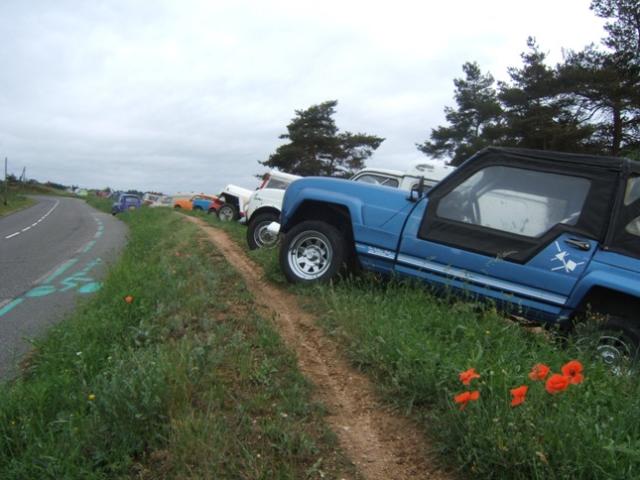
597, 334, 632, 372
288, 231, 332, 280
218, 206, 234, 221
254, 221, 278, 248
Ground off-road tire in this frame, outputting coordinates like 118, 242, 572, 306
279, 220, 346, 284
217, 203, 238, 222
595, 316, 640, 369
247, 212, 280, 250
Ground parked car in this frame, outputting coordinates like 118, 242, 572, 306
351, 161, 455, 191
191, 194, 218, 211
111, 194, 141, 215
213, 185, 254, 222
142, 193, 162, 205
173, 194, 217, 211
245, 170, 301, 249
272, 147, 640, 367
149, 195, 173, 208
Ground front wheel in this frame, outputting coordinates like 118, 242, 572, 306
279, 221, 346, 284
217, 203, 238, 222
247, 212, 279, 250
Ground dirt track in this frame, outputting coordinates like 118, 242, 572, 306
186, 216, 452, 480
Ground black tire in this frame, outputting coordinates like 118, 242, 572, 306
193, 206, 203, 212
247, 212, 279, 250
279, 221, 346, 284
595, 316, 640, 370
174, 205, 181, 209
217, 203, 238, 222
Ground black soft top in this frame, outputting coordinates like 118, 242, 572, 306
467, 147, 637, 173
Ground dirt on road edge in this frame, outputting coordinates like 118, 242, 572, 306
186, 216, 454, 480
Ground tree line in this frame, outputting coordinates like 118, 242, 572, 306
262, 0, 639, 176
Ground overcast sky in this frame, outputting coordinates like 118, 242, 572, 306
0, 0, 606, 194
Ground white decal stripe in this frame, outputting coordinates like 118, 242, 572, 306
396, 254, 567, 305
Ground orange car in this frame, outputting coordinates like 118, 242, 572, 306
173, 194, 218, 211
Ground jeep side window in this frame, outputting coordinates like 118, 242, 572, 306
436, 166, 591, 238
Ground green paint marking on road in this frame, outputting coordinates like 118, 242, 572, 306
25, 285, 57, 298
81, 240, 96, 253
0, 299, 24, 317
78, 282, 101, 293
43, 259, 78, 284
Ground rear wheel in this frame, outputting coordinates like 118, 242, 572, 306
595, 317, 640, 372
247, 212, 279, 250
279, 221, 346, 284
217, 203, 238, 222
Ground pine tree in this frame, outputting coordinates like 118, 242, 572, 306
417, 62, 501, 165
262, 101, 384, 177
498, 38, 593, 152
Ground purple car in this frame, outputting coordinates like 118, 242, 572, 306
111, 194, 141, 215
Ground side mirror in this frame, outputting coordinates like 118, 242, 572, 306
408, 176, 425, 202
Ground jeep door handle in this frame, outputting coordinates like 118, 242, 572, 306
564, 238, 591, 251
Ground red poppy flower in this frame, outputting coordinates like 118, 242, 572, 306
124, 295, 134, 304
459, 368, 481, 385
454, 390, 480, 410
545, 373, 570, 394
510, 385, 528, 407
561, 360, 584, 384
528, 363, 550, 381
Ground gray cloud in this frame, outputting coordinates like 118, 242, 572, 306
0, 0, 605, 194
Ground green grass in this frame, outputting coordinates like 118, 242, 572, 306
0, 181, 74, 216
0, 190, 35, 216
195, 212, 640, 480
0, 207, 354, 479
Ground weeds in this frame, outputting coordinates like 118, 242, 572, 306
198, 212, 640, 480
0, 206, 352, 479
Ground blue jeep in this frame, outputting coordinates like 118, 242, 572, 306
111, 194, 141, 215
275, 147, 640, 365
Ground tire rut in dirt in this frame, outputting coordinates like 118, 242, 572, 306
184, 215, 454, 480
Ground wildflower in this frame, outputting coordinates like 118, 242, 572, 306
88, 393, 96, 401
561, 360, 584, 384
545, 373, 570, 395
454, 390, 480, 410
528, 363, 550, 381
124, 295, 134, 304
510, 385, 528, 407
459, 368, 481, 385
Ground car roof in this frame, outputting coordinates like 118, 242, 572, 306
473, 147, 637, 172
405, 160, 455, 181
268, 170, 301, 182
353, 167, 404, 178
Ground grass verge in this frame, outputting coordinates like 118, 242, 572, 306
0, 206, 353, 479
195, 211, 640, 480
0, 190, 35, 216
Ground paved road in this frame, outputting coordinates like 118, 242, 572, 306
0, 196, 127, 380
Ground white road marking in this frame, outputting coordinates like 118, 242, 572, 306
3, 199, 59, 240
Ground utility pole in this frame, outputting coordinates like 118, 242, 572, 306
3, 157, 7, 206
